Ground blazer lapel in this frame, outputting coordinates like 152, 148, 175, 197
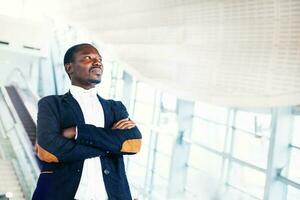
62, 90, 85, 124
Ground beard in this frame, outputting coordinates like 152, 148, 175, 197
87, 78, 101, 84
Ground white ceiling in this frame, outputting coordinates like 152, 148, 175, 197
2, 0, 300, 107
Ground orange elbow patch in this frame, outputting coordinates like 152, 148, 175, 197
36, 144, 59, 163
121, 139, 142, 153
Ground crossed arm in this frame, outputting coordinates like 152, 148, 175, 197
63, 118, 141, 154
35, 97, 142, 163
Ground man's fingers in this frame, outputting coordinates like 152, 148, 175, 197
112, 118, 129, 128
112, 118, 133, 129
113, 121, 136, 129
118, 121, 135, 129
115, 121, 135, 129
126, 124, 136, 129
116, 124, 136, 130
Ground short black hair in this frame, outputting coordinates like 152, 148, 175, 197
63, 43, 94, 65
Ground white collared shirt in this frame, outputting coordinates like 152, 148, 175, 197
70, 84, 108, 200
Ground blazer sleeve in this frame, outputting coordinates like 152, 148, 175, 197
76, 101, 142, 155
36, 96, 107, 163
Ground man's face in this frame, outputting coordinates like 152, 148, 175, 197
66, 45, 103, 86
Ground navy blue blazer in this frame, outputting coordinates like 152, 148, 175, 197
32, 91, 142, 200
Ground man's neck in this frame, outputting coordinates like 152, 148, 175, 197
71, 82, 95, 90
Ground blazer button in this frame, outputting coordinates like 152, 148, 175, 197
77, 169, 81, 173
104, 169, 110, 175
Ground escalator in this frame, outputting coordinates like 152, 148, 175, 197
0, 84, 40, 200
5, 86, 36, 147
5, 85, 43, 171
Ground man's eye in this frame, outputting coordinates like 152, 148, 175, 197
83, 56, 91, 60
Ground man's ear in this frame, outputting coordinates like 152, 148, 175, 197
64, 63, 74, 76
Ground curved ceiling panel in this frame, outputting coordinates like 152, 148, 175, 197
33, 0, 300, 106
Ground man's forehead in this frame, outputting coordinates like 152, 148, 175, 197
76, 45, 101, 56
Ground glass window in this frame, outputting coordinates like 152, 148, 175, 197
223, 187, 261, 200
135, 82, 156, 105
134, 101, 155, 124
235, 111, 272, 138
153, 153, 171, 179
131, 143, 150, 168
112, 64, 124, 99
186, 159, 221, 199
285, 114, 300, 200
161, 92, 177, 112
156, 104, 178, 156
187, 145, 222, 179
156, 133, 174, 156
228, 162, 266, 199
137, 124, 151, 146
158, 111, 178, 135
287, 185, 300, 200
192, 117, 227, 151
291, 115, 300, 147
288, 148, 300, 183
127, 161, 147, 191
98, 60, 113, 98
151, 175, 168, 199
232, 130, 269, 169
194, 102, 228, 124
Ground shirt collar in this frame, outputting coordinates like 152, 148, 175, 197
69, 84, 98, 98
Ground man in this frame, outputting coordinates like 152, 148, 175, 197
32, 43, 142, 200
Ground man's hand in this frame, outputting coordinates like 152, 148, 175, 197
112, 118, 136, 130
63, 126, 76, 139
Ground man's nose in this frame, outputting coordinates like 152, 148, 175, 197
92, 59, 102, 67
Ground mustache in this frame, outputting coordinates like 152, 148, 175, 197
89, 66, 102, 71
